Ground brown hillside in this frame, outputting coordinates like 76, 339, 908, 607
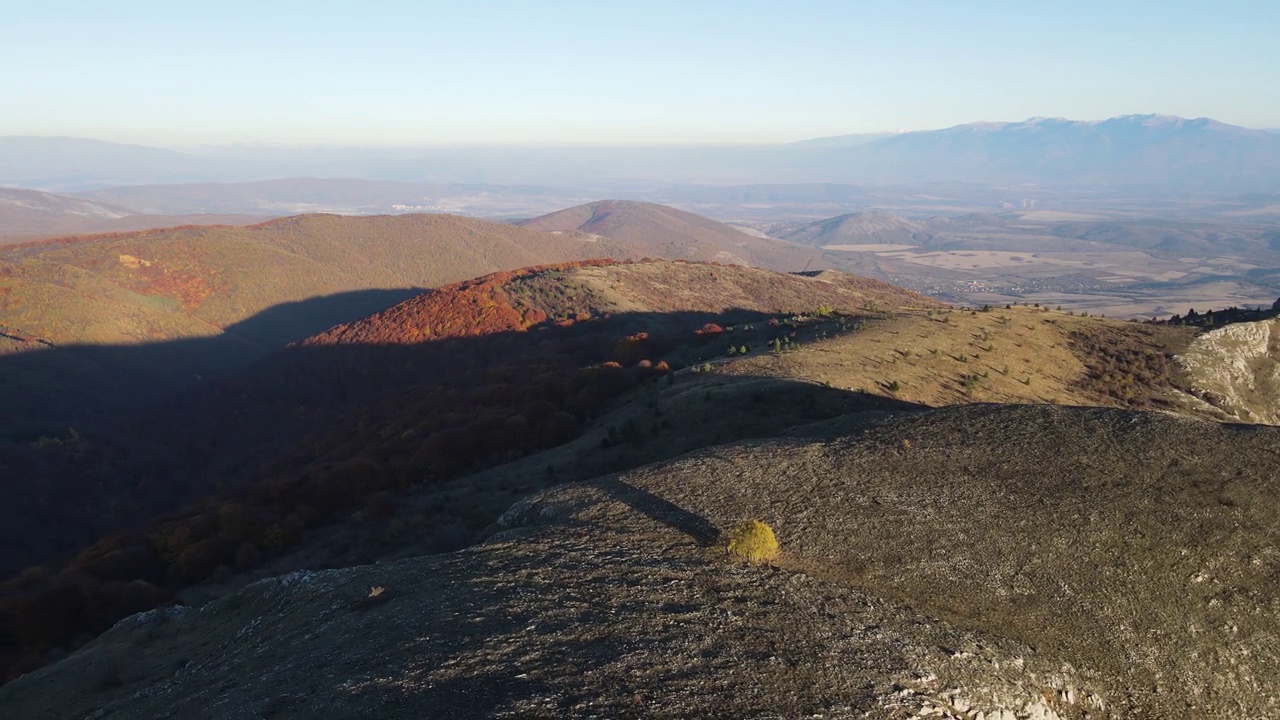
519, 199, 830, 271
0, 213, 634, 348
306, 260, 939, 347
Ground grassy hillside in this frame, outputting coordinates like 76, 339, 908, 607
0, 213, 635, 347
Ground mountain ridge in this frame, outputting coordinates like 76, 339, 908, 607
8, 114, 1280, 189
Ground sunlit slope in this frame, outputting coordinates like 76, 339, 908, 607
0, 213, 634, 348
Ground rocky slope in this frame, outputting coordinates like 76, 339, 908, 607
1174, 318, 1280, 424
0, 259, 942, 677
4, 404, 1277, 718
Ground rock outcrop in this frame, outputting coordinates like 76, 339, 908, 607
1174, 318, 1280, 423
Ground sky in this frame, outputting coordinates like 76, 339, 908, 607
3, 0, 1278, 146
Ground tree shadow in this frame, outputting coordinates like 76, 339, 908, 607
596, 478, 721, 545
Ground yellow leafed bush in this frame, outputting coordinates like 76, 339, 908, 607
724, 519, 779, 563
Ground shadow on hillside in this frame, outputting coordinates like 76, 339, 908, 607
0, 301, 933, 683
0, 287, 425, 440
0, 303, 931, 573
222, 287, 426, 346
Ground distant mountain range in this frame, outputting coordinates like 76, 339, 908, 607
4, 115, 1280, 191
797, 115, 1280, 189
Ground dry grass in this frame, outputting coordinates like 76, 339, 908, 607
575, 261, 939, 317
718, 305, 1205, 415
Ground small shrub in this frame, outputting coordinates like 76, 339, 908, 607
724, 519, 779, 563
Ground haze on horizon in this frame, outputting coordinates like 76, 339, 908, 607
4, 0, 1279, 147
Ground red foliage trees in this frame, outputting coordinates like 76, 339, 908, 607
694, 323, 724, 339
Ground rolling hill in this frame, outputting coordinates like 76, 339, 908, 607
766, 210, 932, 248
0, 213, 638, 348
522, 200, 834, 270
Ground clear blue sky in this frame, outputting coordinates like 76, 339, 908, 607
3, 0, 1277, 146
